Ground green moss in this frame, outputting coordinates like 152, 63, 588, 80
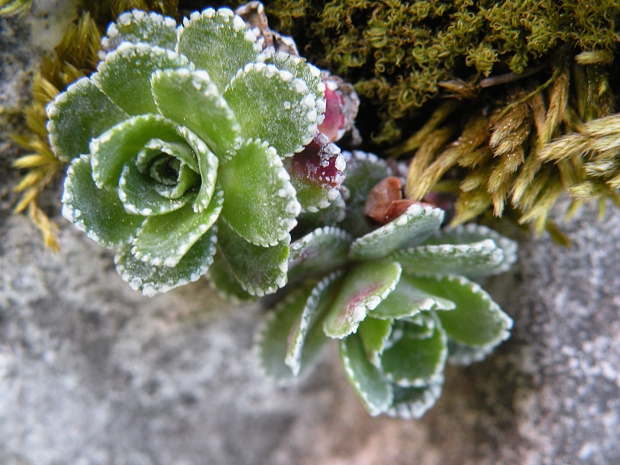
254, 0, 619, 144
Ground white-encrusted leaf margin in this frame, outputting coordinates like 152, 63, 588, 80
393, 239, 507, 278
422, 223, 518, 275
115, 224, 217, 297
288, 226, 352, 282
100, 9, 178, 57
61, 155, 145, 248
223, 62, 321, 157
256, 284, 330, 382
323, 261, 402, 338
386, 382, 443, 420
285, 270, 344, 375
349, 204, 444, 261
340, 333, 394, 416
408, 274, 513, 349
178, 7, 262, 91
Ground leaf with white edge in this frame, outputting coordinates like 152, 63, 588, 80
293, 193, 346, 240
288, 226, 352, 284
393, 239, 507, 278
340, 333, 393, 417
135, 138, 199, 174
175, 126, 219, 213
177, 8, 261, 91
422, 223, 518, 275
283, 133, 345, 212
219, 139, 300, 246
46, 77, 128, 161
118, 163, 194, 216
370, 274, 455, 320
257, 284, 329, 382
216, 220, 289, 296
224, 63, 319, 157
386, 383, 443, 419
447, 339, 497, 366
207, 253, 256, 303
349, 204, 444, 261
381, 316, 447, 387
94, 43, 190, 115
131, 186, 223, 267
101, 10, 178, 55
285, 271, 344, 375
264, 50, 326, 118
358, 317, 392, 366
323, 261, 402, 339
115, 225, 217, 297
91, 114, 184, 188
61, 155, 145, 247
339, 151, 393, 237
407, 274, 513, 348
152, 68, 241, 160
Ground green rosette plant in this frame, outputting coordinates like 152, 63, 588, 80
48, 7, 340, 297
257, 151, 518, 419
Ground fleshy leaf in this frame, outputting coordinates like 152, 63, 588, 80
394, 239, 508, 278
285, 271, 343, 375
283, 133, 345, 212
101, 10, 178, 54
224, 62, 319, 157
288, 226, 352, 283
323, 261, 402, 339
216, 220, 289, 296
115, 225, 217, 297
370, 274, 455, 319
175, 126, 219, 213
219, 139, 300, 247
293, 193, 346, 240
264, 50, 325, 113
422, 223, 518, 275
118, 163, 194, 216
207, 253, 256, 303
47, 77, 128, 161
61, 155, 144, 247
135, 138, 199, 174
91, 114, 183, 188
152, 68, 241, 160
131, 186, 223, 267
447, 339, 497, 366
358, 317, 392, 366
94, 43, 190, 115
339, 151, 393, 236
340, 333, 393, 416
349, 204, 444, 261
381, 315, 447, 387
177, 8, 260, 91
387, 383, 443, 420
257, 284, 328, 382
408, 274, 513, 348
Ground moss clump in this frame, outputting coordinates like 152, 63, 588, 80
258, 0, 619, 144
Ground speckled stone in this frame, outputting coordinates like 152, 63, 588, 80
1, 3, 620, 465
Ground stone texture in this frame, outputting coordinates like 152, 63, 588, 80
2, 3, 620, 465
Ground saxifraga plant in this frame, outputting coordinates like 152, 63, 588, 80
48, 7, 349, 297
258, 151, 517, 419
36, 2, 518, 420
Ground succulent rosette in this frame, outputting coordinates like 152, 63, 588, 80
48, 8, 347, 297
258, 151, 518, 419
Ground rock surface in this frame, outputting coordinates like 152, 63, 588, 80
1, 4, 620, 465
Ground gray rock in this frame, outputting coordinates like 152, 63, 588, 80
1, 4, 620, 465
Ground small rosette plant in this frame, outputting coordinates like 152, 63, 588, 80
48, 7, 345, 297
258, 151, 518, 419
